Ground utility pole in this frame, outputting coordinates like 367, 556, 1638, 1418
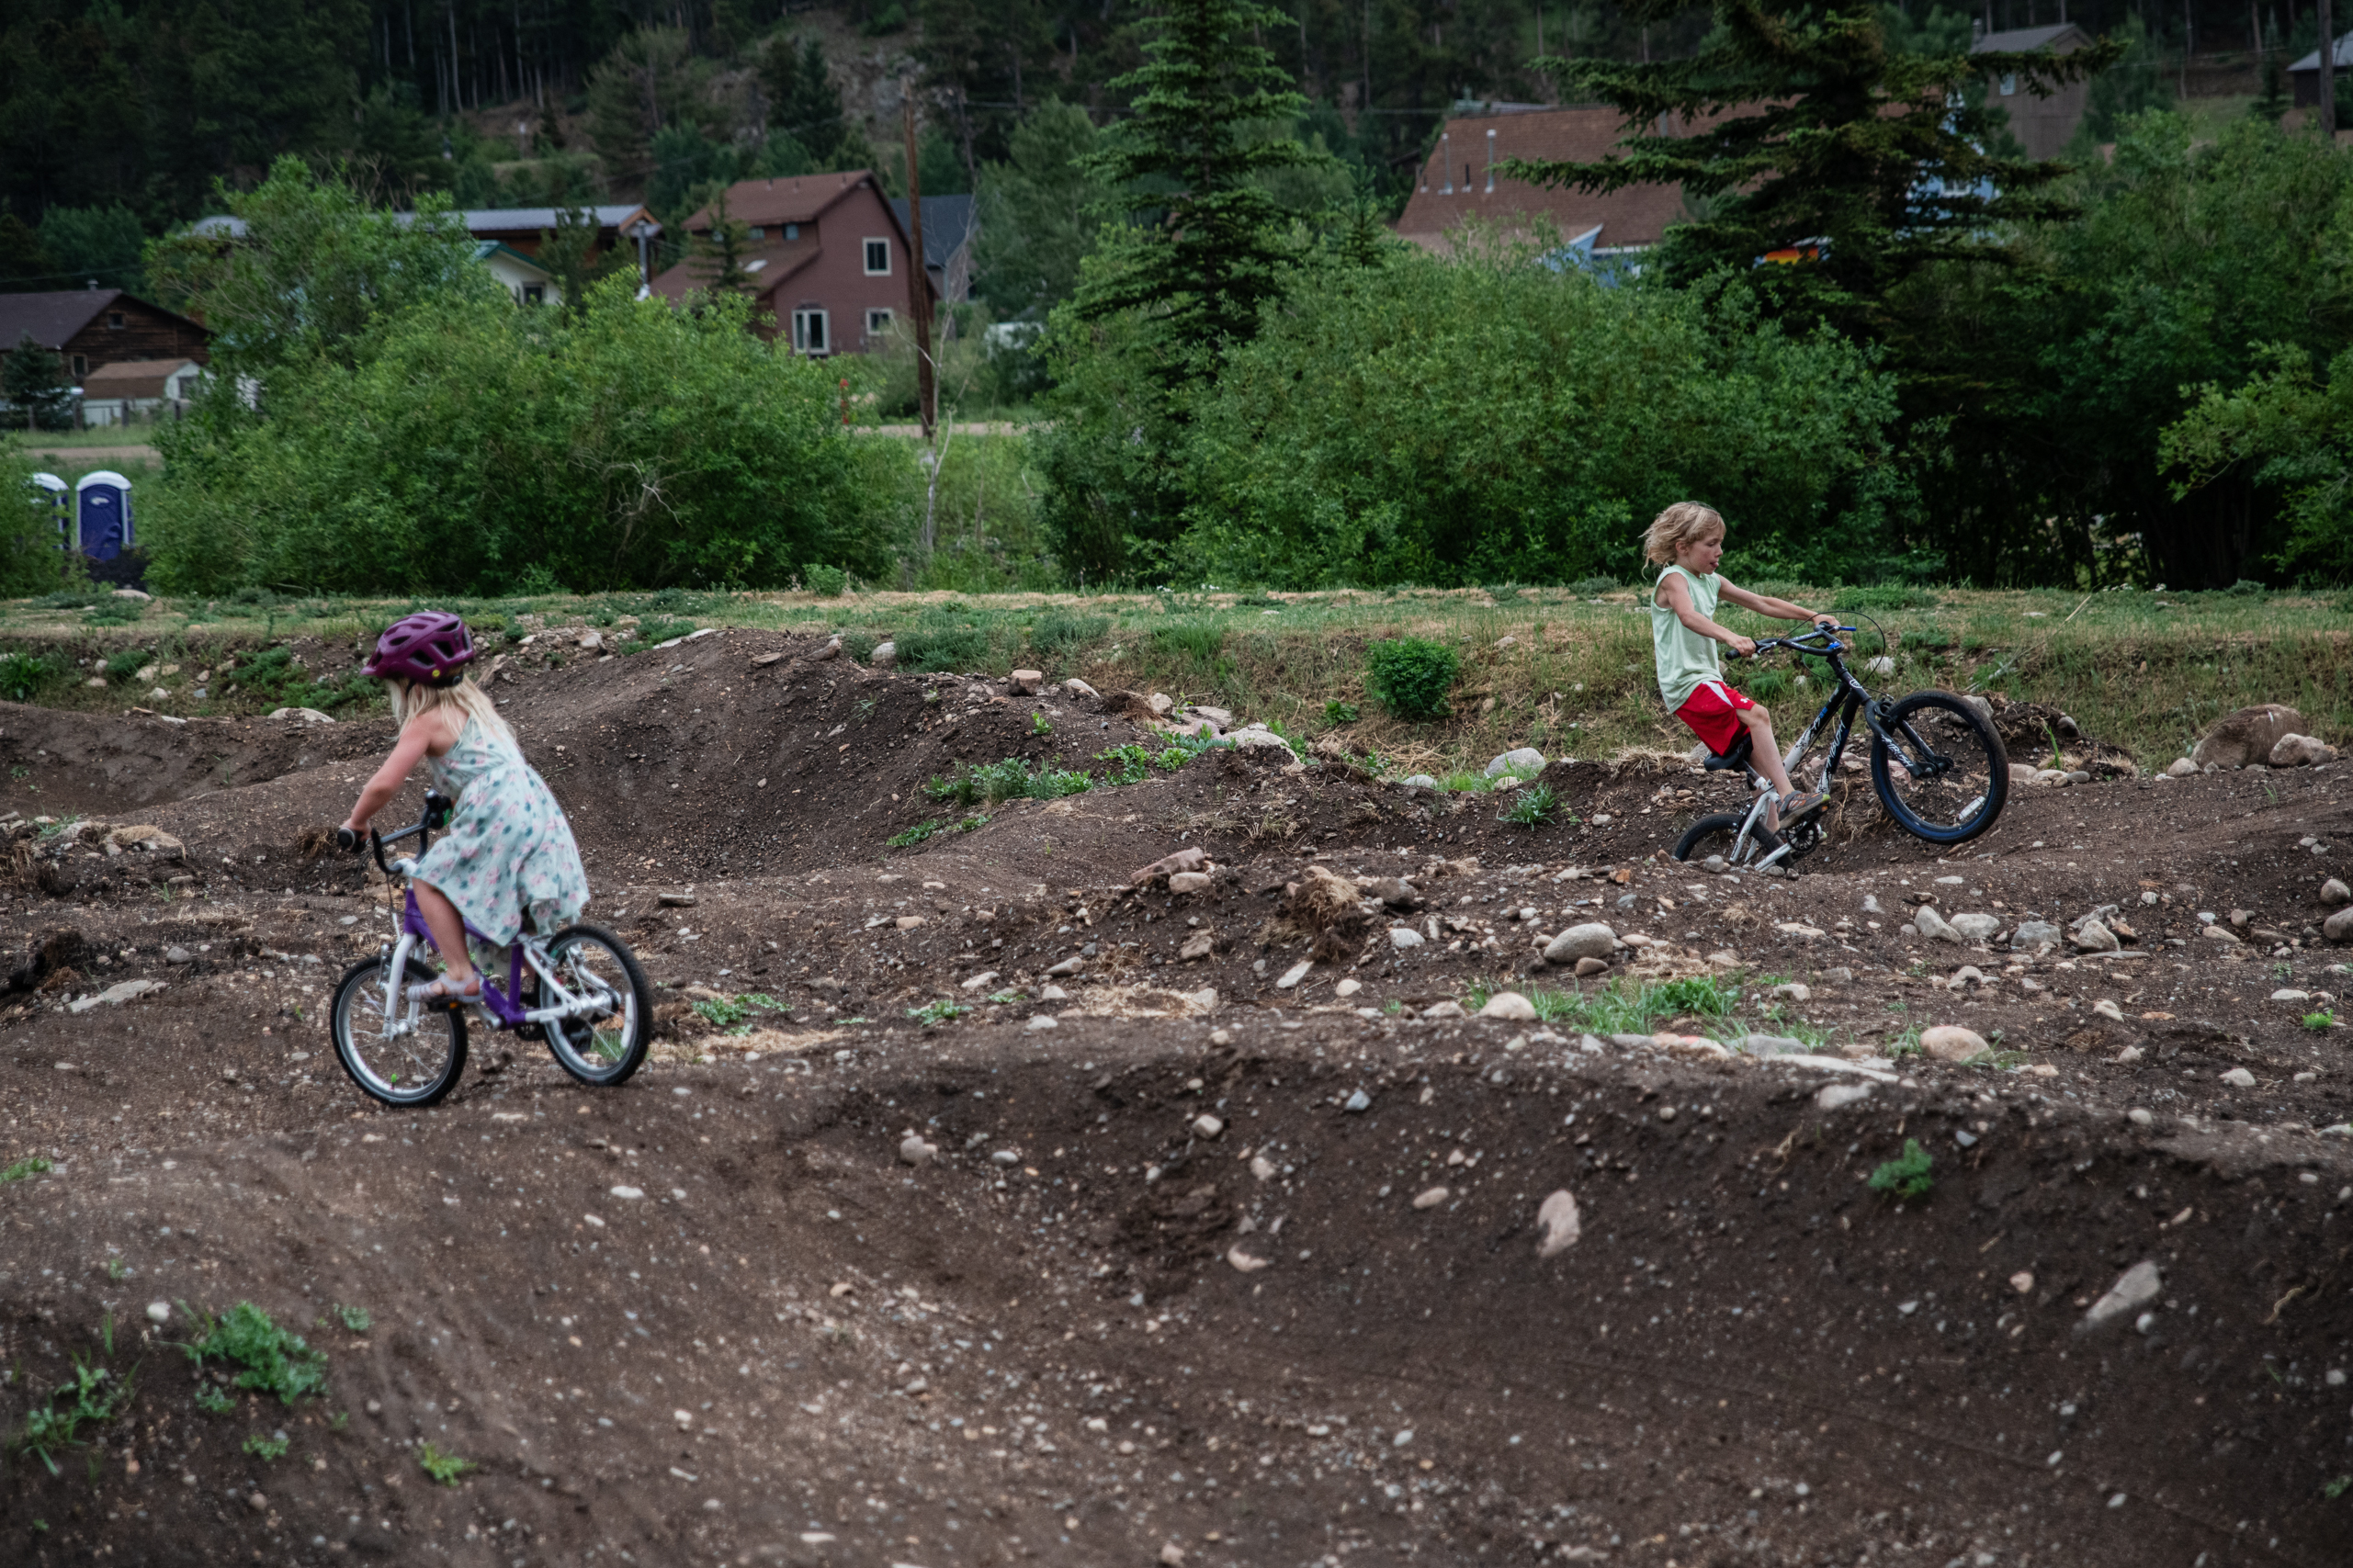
901, 87, 936, 443
2325, 0, 2339, 138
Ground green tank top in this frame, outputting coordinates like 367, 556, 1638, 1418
1651, 564, 1724, 711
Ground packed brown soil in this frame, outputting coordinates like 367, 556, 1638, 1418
0, 628, 2347, 1568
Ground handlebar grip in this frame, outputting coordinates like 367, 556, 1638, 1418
335, 827, 362, 855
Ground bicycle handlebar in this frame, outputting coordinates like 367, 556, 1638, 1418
1747, 626, 1858, 658
350, 790, 456, 877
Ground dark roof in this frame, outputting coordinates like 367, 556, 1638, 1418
2290, 33, 2353, 71
888, 196, 978, 271
0, 288, 126, 351
682, 171, 884, 231
1973, 23, 2093, 52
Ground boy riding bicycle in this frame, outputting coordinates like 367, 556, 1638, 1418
1646, 502, 1839, 834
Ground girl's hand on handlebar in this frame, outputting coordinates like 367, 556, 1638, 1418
335, 826, 364, 855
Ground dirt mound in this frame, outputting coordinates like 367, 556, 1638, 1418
2, 641, 2351, 1566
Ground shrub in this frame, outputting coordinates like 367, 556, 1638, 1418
1363, 637, 1459, 718
1323, 699, 1360, 724
103, 648, 150, 683
1867, 1139, 1935, 1201
803, 563, 850, 596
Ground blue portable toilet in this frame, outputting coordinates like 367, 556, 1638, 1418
28, 473, 68, 548
75, 470, 133, 560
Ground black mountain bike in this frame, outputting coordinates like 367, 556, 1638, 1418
1671, 627, 2008, 872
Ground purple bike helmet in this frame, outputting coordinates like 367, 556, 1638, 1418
364, 611, 476, 687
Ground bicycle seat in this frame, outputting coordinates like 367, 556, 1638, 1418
1702, 732, 1756, 773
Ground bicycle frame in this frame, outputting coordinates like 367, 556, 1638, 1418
1705, 630, 1975, 867
362, 800, 616, 1043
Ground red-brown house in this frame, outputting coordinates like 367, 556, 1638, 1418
0, 288, 211, 383
1392, 106, 1693, 256
648, 171, 935, 354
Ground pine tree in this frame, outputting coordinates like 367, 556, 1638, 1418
1077, 0, 1322, 347
3, 333, 74, 433
760, 35, 850, 167
691, 186, 756, 298
1507, 0, 2121, 325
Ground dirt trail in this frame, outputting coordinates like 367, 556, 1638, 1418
0, 635, 2347, 1567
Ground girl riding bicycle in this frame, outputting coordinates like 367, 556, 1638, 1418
1646, 502, 1839, 833
340, 611, 589, 1003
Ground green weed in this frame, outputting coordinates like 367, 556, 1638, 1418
692, 996, 750, 1028
242, 1432, 288, 1461
1885, 1026, 1925, 1060
1031, 710, 1052, 736
192, 1382, 235, 1415
334, 1305, 372, 1334
887, 820, 942, 848
178, 1302, 328, 1404
1868, 1139, 1935, 1201
104, 1257, 126, 1281
1323, 699, 1361, 725
0, 1156, 53, 1183
102, 648, 149, 683
0, 651, 55, 702
2302, 1010, 2335, 1032
2324, 1474, 2350, 1500
1496, 783, 1559, 828
417, 1441, 475, 1485
908, 998, 971, 1026
11, 1357, 131, 1475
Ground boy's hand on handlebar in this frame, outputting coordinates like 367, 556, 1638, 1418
1810, 613, 1839, 631
1725, 633, 1759, 659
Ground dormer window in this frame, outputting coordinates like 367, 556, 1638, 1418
106, 312, 124, 329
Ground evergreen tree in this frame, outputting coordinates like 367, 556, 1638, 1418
974, 102, 1105, 321
1509, 0, 2120, 326
1077, 0, 1322, 348
0, 216, 60, 292
759, 34, 849, 167
3, 333, 74, 433
692, 186, 757, 298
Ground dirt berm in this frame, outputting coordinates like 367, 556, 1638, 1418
0, 626, 2345, 1567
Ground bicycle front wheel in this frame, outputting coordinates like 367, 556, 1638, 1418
1869, 690, 2008, 845
331, 956, 467, 1108
1672, 812, 1781, 867
541, 925, 653, 1087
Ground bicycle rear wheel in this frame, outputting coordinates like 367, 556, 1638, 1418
541, 924, 653, 1087
1869, 690, 2008, 845
331, 956, 467, 1107
1672, 813, 1781, 866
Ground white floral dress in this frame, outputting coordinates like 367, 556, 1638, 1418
415, 717, 589, 967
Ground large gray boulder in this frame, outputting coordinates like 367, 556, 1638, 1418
2192, 705, 2304, 768
1544, 923, 1618, 964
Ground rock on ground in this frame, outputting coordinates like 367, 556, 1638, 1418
1920, 1024, 1988, 1062
2192, 705, 2304, 768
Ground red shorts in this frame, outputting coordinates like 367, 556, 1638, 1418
1673, 678, 1758, 756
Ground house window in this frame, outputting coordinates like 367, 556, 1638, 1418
865, 308, 894, 336
106, 312, 124, 329
522, 284, 546, 305
792, 309, 830, 355
864, 238, 890, 276
1998, 72, 2017, 96
746, 227, 764, 241
70, 355, 86, 377
786, 223, 800, 241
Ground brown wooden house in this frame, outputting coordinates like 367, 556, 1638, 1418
0, 289, 210, 385
648, 171, 934, 355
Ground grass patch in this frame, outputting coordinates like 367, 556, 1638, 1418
178, 1302, 329, 1404
242, 1432, 289, 1461
1496, 782, 1560, 828
1867, 1139, 1935, 1201
334, 1304, 372, 1334
908, 998, 971, 1026
0, 1156, 53, 1183
1476, 973, 1744, 1036
2302, 1010, 2335, 1032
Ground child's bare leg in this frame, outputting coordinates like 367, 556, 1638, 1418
413, 882, 477, 987
1739, 705, 1793, 831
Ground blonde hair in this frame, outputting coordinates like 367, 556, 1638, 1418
1643, 502, 1725, 566
387, 673, 514, 748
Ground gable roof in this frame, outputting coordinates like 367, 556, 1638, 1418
1973, 23, 2094, 52
190, 204, 661, 243
81, 359, 201, 397
0, 289, 208, 352
2290, 32, 2353, 71
1392, 106, 1691, 254
680, 171, 891, 233
888, 196, 978, 271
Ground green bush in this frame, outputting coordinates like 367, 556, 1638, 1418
803, 563, 849, 596
1363, 637, 1459, 719
1323, 699, 1360, 724
145, 272, 887, 595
